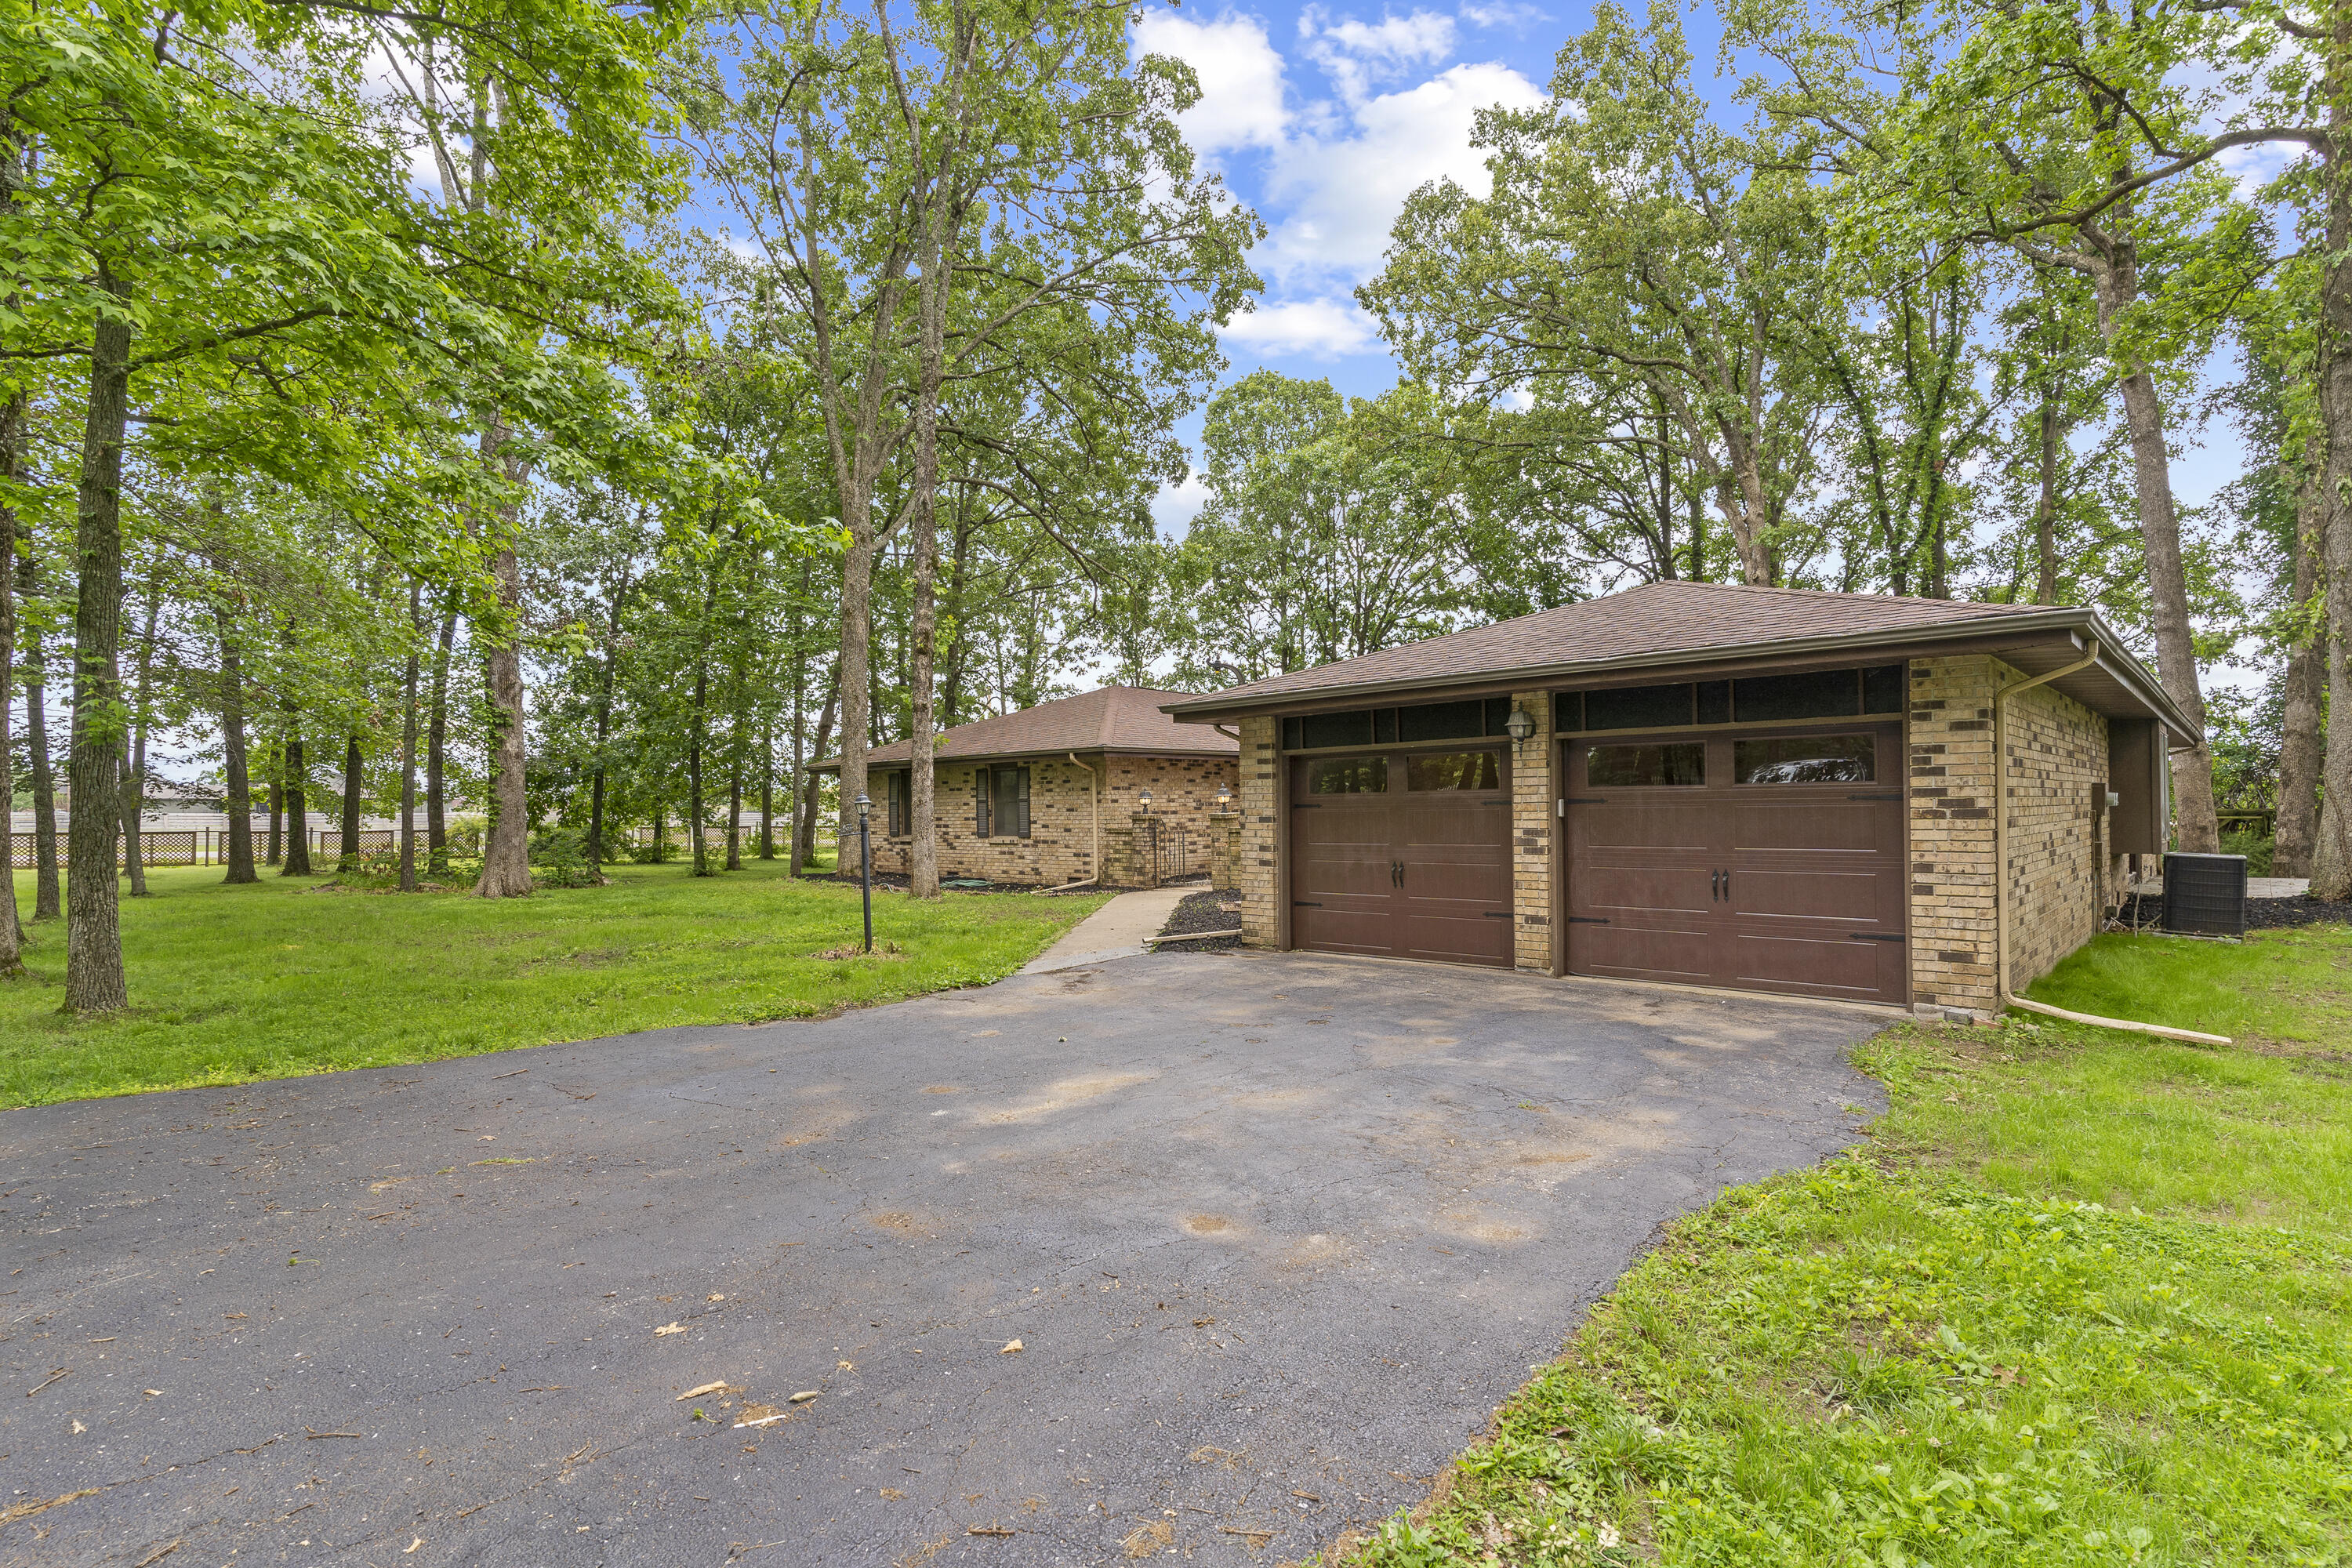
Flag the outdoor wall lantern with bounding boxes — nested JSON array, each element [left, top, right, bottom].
[[1216, 782, 1232, 809], [1138, 788, 1154, 814], [1504, 706, 1537, 745]]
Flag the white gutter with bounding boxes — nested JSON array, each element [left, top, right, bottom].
[[1992, 639, 2230, 1046]]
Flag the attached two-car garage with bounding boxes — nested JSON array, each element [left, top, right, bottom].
[[1181, 581, 2197, 1022]]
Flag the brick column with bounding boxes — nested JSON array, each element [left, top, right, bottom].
[[1131, 813, 1160, 889], [1207, 811, 1241, 892], [1509, 689, 1554, 971], [1907, 656, 2000, 1018], [1236, 716, 1279, 948]]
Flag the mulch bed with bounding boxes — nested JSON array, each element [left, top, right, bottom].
[[2115, 894, 2352, 935], [1156, 887, 1242, 953]]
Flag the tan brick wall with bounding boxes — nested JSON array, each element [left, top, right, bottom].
[[2004, 674, 2112, 994], [866, 751, 1235, 887], [1509, 690, 1554, 971], [1208, 812, 1242, 892], [1236, 716, 1280, 948], [1907, 655, 2113, 1017]]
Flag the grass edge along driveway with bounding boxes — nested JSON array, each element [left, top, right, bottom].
[[0, 861, 1110, 1109], [1339, 924, 2352, 1568]]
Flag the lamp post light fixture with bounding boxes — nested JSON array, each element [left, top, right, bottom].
[[1138, 788, 1153, 815], [853, 792, 874, 953], [1504, 706, 1537, 747], [1215, 781, 1232, 810]]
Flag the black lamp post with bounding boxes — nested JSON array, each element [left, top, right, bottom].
[[853, 793, 873, 953]]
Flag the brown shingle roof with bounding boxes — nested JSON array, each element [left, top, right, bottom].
[[815, 686, 1237, 771], [1163, 582, 2076, 712]]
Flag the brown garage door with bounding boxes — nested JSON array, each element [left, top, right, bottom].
[[1290, 747, 1514, 967], [1563, 723, 1907, 1003]]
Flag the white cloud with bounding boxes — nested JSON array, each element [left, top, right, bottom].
[[1151, 474, 1211, 534], [1301, 7, 1457, 103], [1264, 60, 1544, 281], [1221, 298, 1381, 356], [1133, 12, 1290, 153]]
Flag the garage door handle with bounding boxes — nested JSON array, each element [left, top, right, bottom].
[[1566, 916, 1609, 924], [1847, 932, 1906, 942], [1711, 869, 1721, 900], [1293, 900, 1323, 908], [1482, 911, 1513, 919], [1562, 797, 1605, 805]]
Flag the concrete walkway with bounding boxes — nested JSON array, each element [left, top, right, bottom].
[[1020, 885, 1191, 973]]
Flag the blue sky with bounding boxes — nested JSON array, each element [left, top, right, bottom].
[[1130, 0, 1572, 528]]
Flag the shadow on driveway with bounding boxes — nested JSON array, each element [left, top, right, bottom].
[[2, 951, 1887, 1566]]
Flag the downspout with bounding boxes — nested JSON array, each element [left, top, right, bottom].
[[1069, 752, 1102, 888], [1212, 724, 1239, 742], [1992, 641, 2230, 1045]]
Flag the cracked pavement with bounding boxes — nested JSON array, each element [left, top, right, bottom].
[[1, 949, 1886, 1566]]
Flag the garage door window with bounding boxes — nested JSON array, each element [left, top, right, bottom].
[[1586, 742, 1704, 787], [1307, 755, 1388, 793], [1406, 751, 1501, 791], [1734, 733, 1875, 784]]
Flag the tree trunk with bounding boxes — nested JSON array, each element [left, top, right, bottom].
[[797, 666, 840, 872], [426, 598, 455, 878], [398, 582, 421, 893], [119, 575, 160, 898], [474, 533, 532, 898], [339, 735, 364, 873], [63, 278, 133, 1013], [688, 657, 710, 877], [281, 732, 312, 877], [0, 387, 23, 972], [267, 778, 281, 866], [216, 610, 257, 884], [24, 590, 60, 920], [2310, 85, 2352, 900], [2276, 447, 2327, 879], [758, 713, 776, 860], [118, 748, 143, 898], [2088, 251, 2220, 853], [727, 740, 744, 872], [836, 529, 879, 880], [587, 570, 627, 873], [2034, 373, 2061, 605]]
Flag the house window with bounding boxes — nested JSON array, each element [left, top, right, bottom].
[[977, 765, 1030, 837], [1586, 742, 1705, 787], [1734, 734, 1875, 785], [887, 771, 910, 837]]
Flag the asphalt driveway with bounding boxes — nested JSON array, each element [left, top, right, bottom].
[[2, 951, 1886, 1566]]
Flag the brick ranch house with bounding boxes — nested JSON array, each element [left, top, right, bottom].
[[1163, 582, 2196, 1022], [814, 686, 1239, 888]]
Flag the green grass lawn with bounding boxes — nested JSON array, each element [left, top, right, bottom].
[[1347, 924, 2352, 1567], [0, 860, 1107, 1109]]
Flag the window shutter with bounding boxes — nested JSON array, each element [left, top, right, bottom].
[[1014, 767, 1032, 838], [975, 770, 991, 838]]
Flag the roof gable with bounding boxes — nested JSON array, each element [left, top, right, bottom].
[[821, 685, 1237, 771]]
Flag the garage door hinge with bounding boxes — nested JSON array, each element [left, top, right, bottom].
[[1566, 916, 1610, 924], [1846, 932, 1906, 941]]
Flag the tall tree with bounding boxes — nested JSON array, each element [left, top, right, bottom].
[[1366, 3, 1826, 589]]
